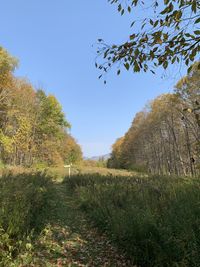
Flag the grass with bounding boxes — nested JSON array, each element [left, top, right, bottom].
[[28, 183, 131, 266], [0, 172, 55, 266], [74, 165, 137, 177], [2, 166, 200, 266], [0, 169, 132, 267], [65, 173, 200, 267]]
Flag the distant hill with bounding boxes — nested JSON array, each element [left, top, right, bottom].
[[86, 154, 111, 161]]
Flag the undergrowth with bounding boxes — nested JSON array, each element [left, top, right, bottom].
[[0, 172, 55, 266], [65, 174, 200, 267]]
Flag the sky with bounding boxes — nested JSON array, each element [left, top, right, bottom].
[[0, 1, 185, 157]]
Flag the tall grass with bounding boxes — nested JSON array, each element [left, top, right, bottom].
[[65, 174, 200, 267], [0, 172, 55, 266]]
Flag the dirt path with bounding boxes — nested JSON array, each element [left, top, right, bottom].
[[30, 183, 133, 267]]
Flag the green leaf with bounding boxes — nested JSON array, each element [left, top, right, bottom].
[[164, 0, 170, 4], [171, 57, 176, 64], [187, 65, 193, 74], [130, 21, 135, 27], [195, 17, 200, 24], [133, 61, 140, 72], [134, 48, 139, 57], [154, 20, 159, 27], [124, 63, 130, 70], [192, 1, 197, 13], [161, 6, 169, 14], [163, 61, 168, 69], [194, 30, 200, 35], [118, 4, 122, 12], [130, 34, 136, 40]]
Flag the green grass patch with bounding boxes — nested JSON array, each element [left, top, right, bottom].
[[65, 173, 200, 267], [0, 172, 55, 266]]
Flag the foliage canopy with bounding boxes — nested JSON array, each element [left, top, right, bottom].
[[0, 47, 82, 167], [96, 0, 200, 77]]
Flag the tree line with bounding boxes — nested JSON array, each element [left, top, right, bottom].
[[108, 63, 200, 176], [0, 47, 82, 167]]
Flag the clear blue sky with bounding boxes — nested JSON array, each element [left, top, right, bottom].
[[0, 1, 184, 157]]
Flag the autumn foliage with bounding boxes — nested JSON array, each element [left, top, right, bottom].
[[0, 47, 82, 167], [108, 63, 200, 176]]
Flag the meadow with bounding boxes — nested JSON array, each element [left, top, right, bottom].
[[65, 171, 200, 267], [1, 167, 200, 266]]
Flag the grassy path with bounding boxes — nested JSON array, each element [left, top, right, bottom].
[[29, 182, 133, 267]]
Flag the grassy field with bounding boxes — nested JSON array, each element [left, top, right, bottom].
[[0, 165, 137, 182], [65, 171, 200, 267], [1, 166, 200, 266], [0, 167, 133, 267]]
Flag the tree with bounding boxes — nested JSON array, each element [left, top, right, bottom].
[[110, 91, 200, 176], [59, 134, 82, 164], [107, 137, 125, 168], [0, 47, 82, 167], [33, 90, 71, 166], [175, 62, 200, 127], [96, 0, 200, 78], [0, 47, 18, 129]]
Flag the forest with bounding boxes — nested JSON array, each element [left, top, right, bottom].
[[108, 63, 200, 176], [0, 45, 200, 267], [0, 47, 82, 168], [1, 0, 200, 266]]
